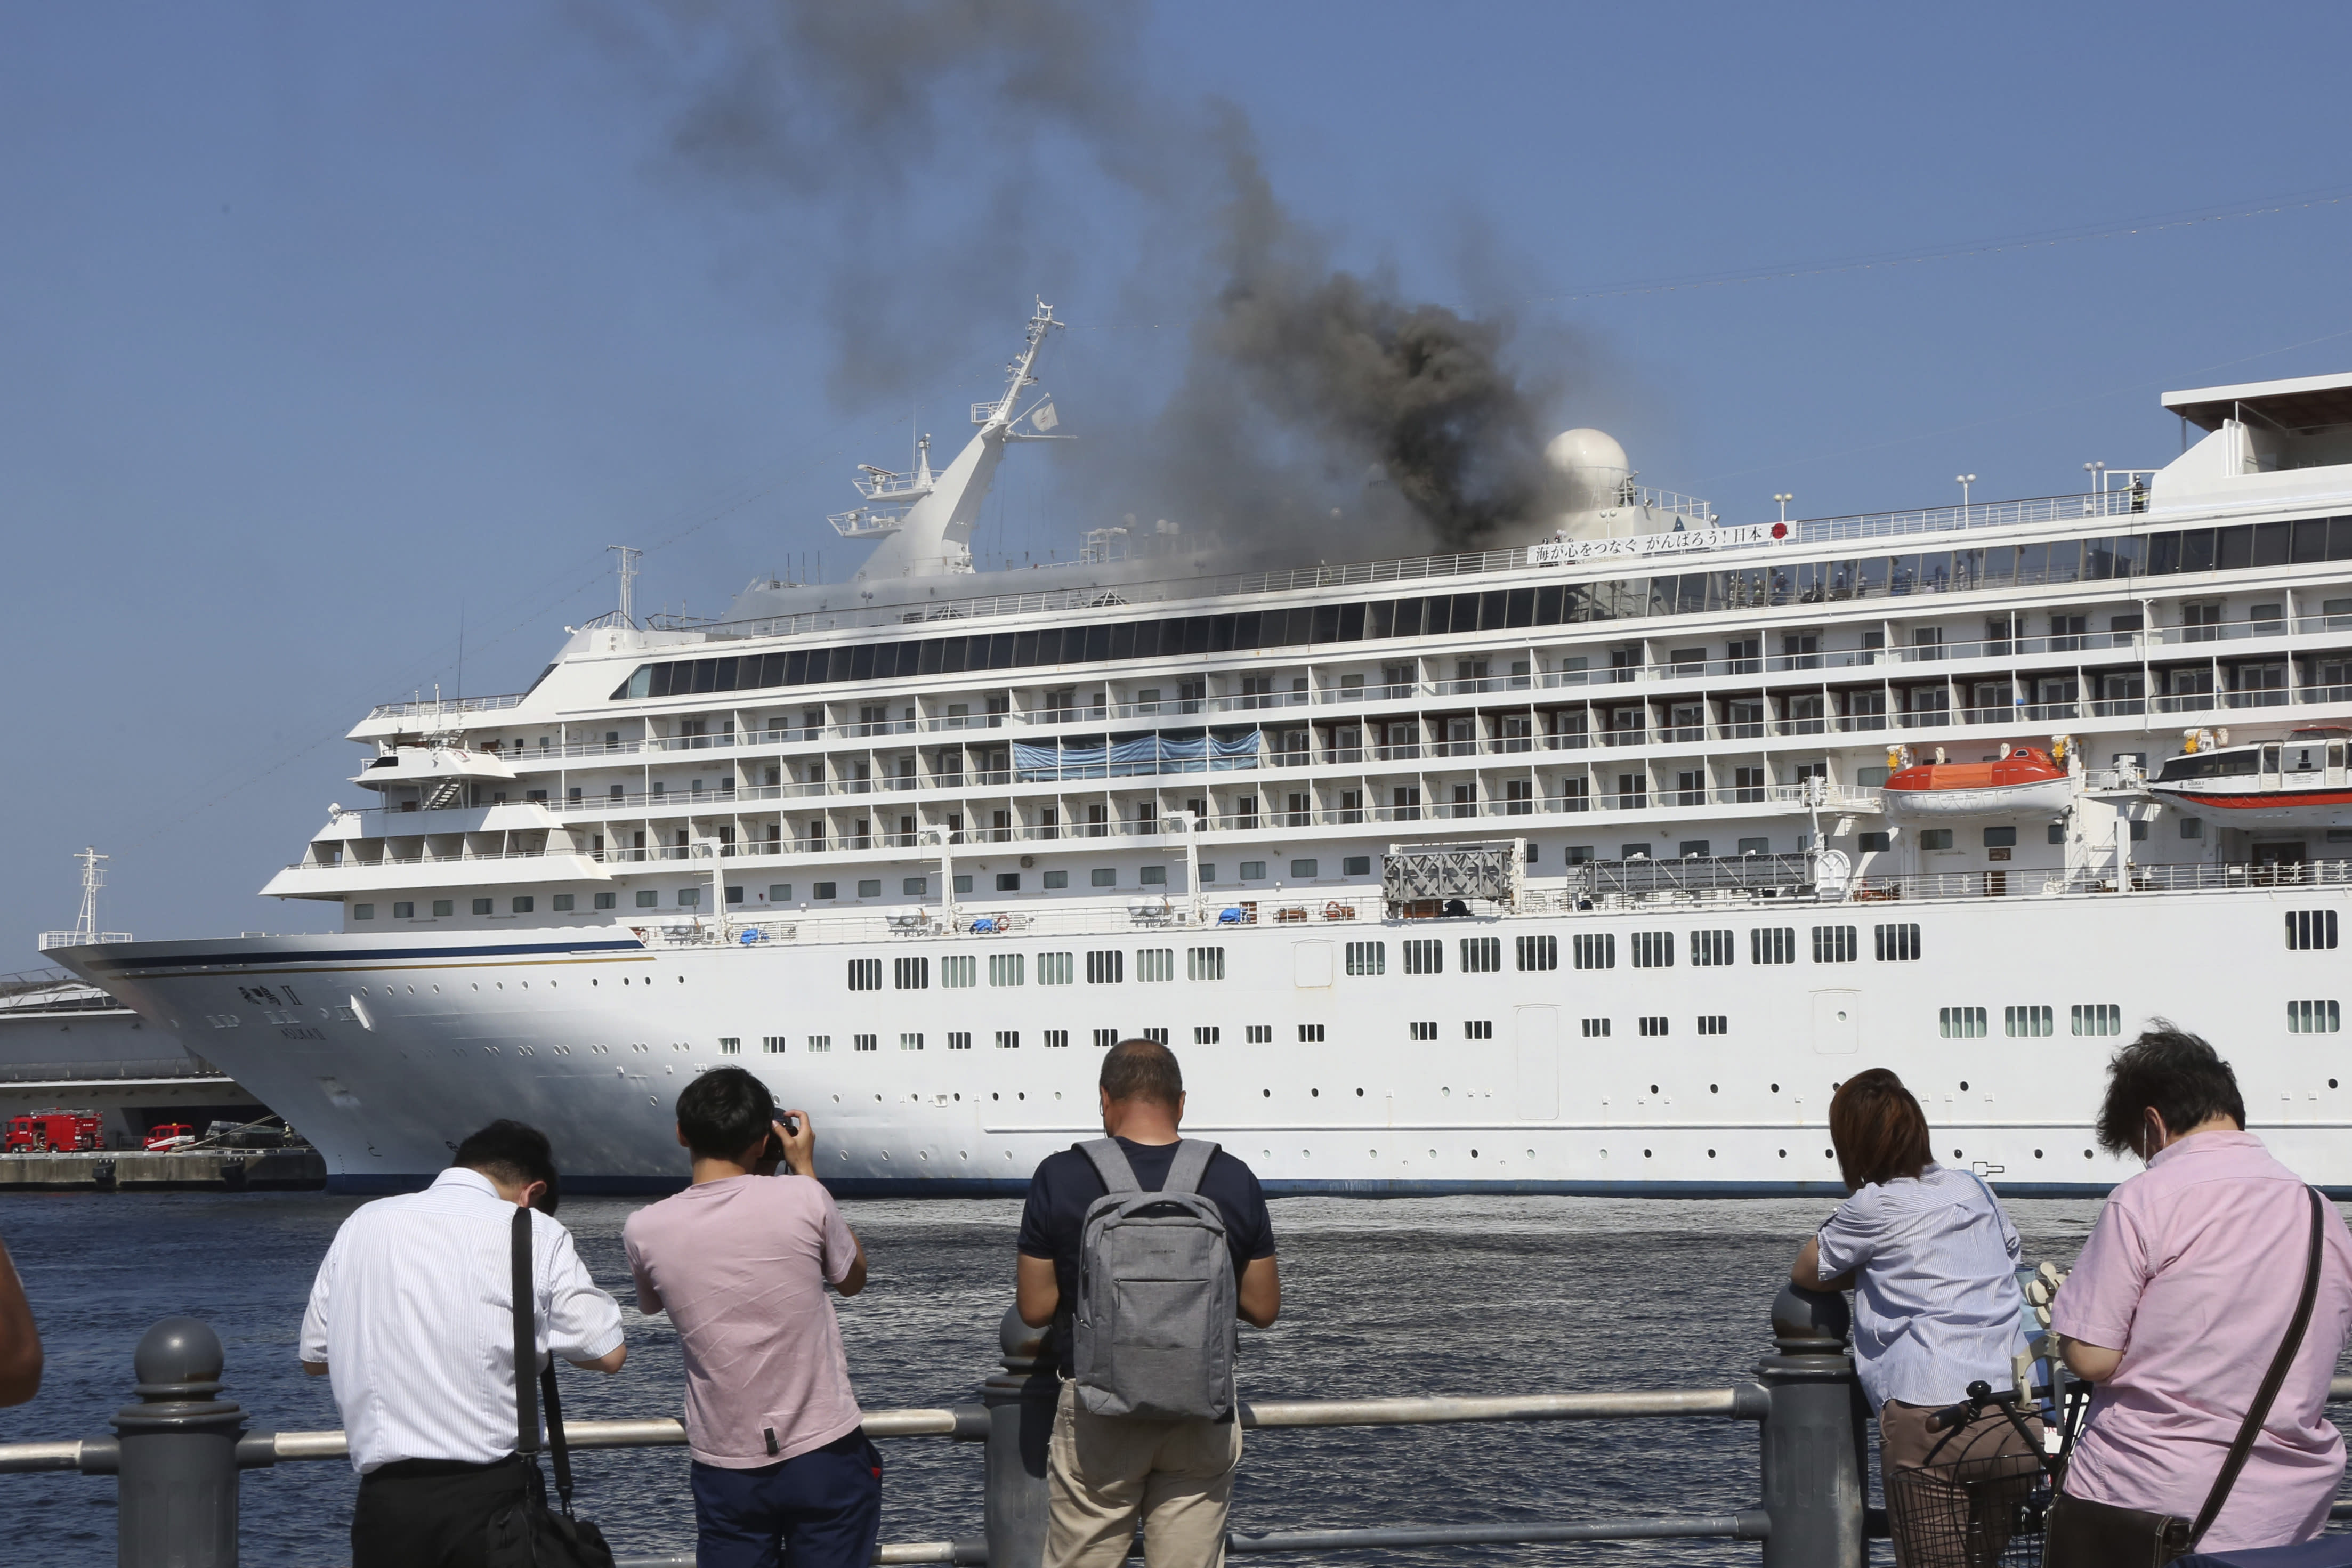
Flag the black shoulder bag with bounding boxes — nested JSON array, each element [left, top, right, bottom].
[[2044, 1186, 2326, 1567], [488, 1206, 617, 1568]]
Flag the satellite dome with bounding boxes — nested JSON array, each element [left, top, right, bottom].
[[1546, 427, 1629, 478], [1546, 428, 1632, 520]]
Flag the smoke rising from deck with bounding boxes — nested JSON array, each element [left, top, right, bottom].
[[611, 0, 1568, 562]]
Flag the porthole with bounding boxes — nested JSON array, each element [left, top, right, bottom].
[[1959, 1080, 1969, 1091], [2034, 1150, 2044, 1159], [1649, 1084, 1659, 1094], [1770, 1082, 1779, 1093], [1355, 1088, 1364, 1097], [1825, 1149, 1833, 1158], [1707, 1149, 1716, 1158], [1777, 1149, 1787, 1158], [1263, 1089, 1271, 1097], [2333, 1079, 2341, 1089], [1643, 1149, 1652, 1158], [2084, 1150, 2094, 1159], [1709, 1085, 1718, 1094], [1311, 1088, 1320, 1097]]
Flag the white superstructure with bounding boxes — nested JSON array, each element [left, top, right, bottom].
[[54, 327, 2352, 1195]]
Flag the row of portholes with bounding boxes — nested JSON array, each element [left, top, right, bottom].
[[1259, 1088, 1370, 1098]]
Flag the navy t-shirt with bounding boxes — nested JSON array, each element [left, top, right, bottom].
[[1016, 1137, 1276, 1377]]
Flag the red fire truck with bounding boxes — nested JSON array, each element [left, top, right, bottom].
[[5, 1110, 104, 1153]]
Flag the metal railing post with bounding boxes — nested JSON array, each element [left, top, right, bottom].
[[1756, 1284, 1865, 1568], [982, 1306, 1058, 1568], [112, 1317, 246, 1568]]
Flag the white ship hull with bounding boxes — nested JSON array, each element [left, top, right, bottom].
[[58, 879, 2352, 1197]]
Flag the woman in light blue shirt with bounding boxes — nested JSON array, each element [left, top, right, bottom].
[[1790, 1068, 2033, 1567]]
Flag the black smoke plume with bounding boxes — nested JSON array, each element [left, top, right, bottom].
[[604, 0, 1568, 561]]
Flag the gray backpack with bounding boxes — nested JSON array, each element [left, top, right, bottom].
[[1070, 1139, 1238, 1421]]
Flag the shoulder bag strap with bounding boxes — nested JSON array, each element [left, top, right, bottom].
[[1162, 1139, 1217, 1196], [540, 1361, 577, 1517], [2186, 1185, 2326, 1545], [1079, 1138, 1143, 1194], [511, 1207, 538, 1460]]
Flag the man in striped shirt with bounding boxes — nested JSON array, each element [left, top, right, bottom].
[[300, 1120, 627, 1568]]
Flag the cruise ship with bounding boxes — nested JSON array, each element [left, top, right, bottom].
[[53, 309, 2352, 1194]]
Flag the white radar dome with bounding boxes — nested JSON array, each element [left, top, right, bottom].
[[1546, 427, 1632, 521]]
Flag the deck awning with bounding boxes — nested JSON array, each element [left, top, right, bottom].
[[2163, 370, 2352, 433]]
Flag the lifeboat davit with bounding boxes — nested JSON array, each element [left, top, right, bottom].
[[1880, 746, 2074, 820]]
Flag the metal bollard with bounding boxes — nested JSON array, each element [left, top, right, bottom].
[[981, 1305, 1059, 1568], [114, 1317, 247, 1568], [1756, 1284, 1866, 1568]]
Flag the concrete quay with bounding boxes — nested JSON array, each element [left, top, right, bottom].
[[0, 1148, 326, 1192]]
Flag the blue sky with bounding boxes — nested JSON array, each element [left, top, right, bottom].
[[6, 1, 2351, 958]]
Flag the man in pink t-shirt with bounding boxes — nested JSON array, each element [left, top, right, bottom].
[[624, 1068, 875, 1568], [2052, 1028, 2352, 1552]]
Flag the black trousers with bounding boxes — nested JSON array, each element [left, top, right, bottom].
[[352, 1455, 541, 1568]]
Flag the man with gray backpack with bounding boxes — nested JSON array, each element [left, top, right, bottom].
[[1016, 1039, 1280, 1568]]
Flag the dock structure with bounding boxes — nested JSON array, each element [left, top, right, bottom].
[[0, 1147, 325, 1192]]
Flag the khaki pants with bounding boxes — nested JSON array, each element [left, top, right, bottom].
[[1880, 1398, 2044, 1568], [1045, 1381, 1242, 1568]]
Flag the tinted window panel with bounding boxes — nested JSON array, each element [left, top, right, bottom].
[[2217, 525, 2252, 571]]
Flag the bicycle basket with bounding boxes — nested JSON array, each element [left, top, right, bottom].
[[1887, 1427, 2053, 1568]]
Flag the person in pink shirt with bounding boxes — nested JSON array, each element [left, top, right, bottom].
[[2051, 1027, 2352, 1553], [624, 1068, 875, 1568]]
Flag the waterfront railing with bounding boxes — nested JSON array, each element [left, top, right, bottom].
[[1, 1288, 1924, 1568]]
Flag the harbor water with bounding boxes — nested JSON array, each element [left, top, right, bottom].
[[0, 1191, 2311, 1565]]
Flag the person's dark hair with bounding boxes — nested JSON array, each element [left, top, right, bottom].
[[453, 1119, 560, 1214], [2095, 1023, 2245, 1157], [1827, 1069, 1933, 1193], [676, 1066, 777, 1161], [1101, 1038, 1183, 1108]]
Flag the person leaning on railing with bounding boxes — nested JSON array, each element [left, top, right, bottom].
[[2046, 1028, 2352, 1555], [1789, 1068, 2034, 1568]]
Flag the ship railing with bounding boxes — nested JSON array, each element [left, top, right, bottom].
[[363, 693, 526, 721], [32, 932, 133, 952], [648, 489, 2130, 649]]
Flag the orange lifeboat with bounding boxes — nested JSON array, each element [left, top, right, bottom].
[[1881, 746, 2073, 820]]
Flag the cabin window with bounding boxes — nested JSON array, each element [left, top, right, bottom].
[[2288, 911, 2339, 950], [1087, 950, 1124, 984], [393, 902, 415, 919], [1638, 1016, 1669, 1037], [1039, 952, 1075, 985], [847, 958, 882, 992], [942, 956, 976, 988], [996, 1031, 1020, 1049], [1516, 935, 1557, 972], [1573, 933, 1616, 970], [1410, 1021, 1438, 1040], [434, 900, 455, 917], [1298, 1024, 1325, 1042], [1094, 1029, 1120, 1048], [1940, 1006, 1987, 1038], [1464, 1020, 1493, 1039], [353, 904, 375, 920], [1044, 1029, 1069, 1048], [904, 877, 928, 895], [1042, 870, 1068, 889], [1345, 942, 1384, 976], [853, 1034, 877, 1052], [763, 1036, 787, 1054], [1874, 924, 1922, 961], [990, 954, 1024, 987], [2072, 1004, 2121, 1036], [2004, 1005, 2054, 1038], [946, 1032, 972, 1050], [900, 1033, 924, 1052], [1812, 925, 1858, 963], [806, 1035, 831, 1053], [1246, 1025, 1272, 1044], [1859, 832, 1891, 852], [594, 892, 616, 910], [1460, 937, 1501, 973], [895, 957, 929, 990], [2289, 1000, 2341, 1033], [1752, 927, 1797, 965], [1631, 932, 1675, 968], [1690, 930, 1734, 966], [1581, 1018, 1611, 1037], [1189, 947, 1227, 980], [1403, 939, 1443, 974], [1982, 826, 2017, 848], [1696, 1015, 1729, 1036], [1138, 949, 1176, 982], [473, 898, 494, 915], [1919, 829, 1955, 851]]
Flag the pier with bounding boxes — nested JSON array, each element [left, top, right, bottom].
[[0, 1147, 326, 1192]]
